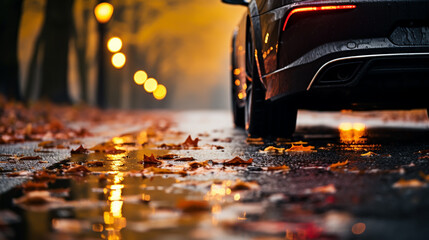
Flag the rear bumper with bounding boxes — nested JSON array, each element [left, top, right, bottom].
[[260, 0, 429, 109]]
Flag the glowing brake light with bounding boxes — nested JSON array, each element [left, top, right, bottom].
[[282, 5, 356, 31]]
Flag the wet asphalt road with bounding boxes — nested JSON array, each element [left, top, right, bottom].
[[0, 110, 429, 240]]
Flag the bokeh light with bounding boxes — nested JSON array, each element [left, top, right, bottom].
[[153, 84, 167, 100], [351, 222, 366, 235], [111, 53, 126, 69], [107, 37, 122, 52], [144, 78, 158, 93], [94, 2, 114, 24], [133, 70, 148, 85]]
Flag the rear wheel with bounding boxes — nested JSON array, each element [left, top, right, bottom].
[[245, 40, 297, 138]]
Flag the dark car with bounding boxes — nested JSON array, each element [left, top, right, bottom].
[[223, 0, 429, 137]]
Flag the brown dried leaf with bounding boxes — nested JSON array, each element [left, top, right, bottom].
[[38, 141, 55, 148], [187, 161, 210, 170], [71, 145, 89, 154], [230, 180, 259, 191], [33, 170, 57, 181], [65, 165, 91, 174], [182, 135, 199, 148], [142, 154, 162, 165], [221, 156, 253, 166]]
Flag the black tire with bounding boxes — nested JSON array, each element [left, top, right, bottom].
[[245, 59, 269, 137], [270, 100, 297, 138]]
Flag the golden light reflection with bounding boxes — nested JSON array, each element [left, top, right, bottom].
[[111, 52, 126, 69], [234, 193, 240, 201], [144, 78, 158, 93], [234, 79, 240, 86], [233, 68, 241, 75], [112, 137, 124, 145], [238, 92, 244, 99], [264, 33, 270, 43], [153, 84, 167, 100], [133, 70, 148, 85], [94, 2, 114, 24], [107, 37, 122, 53], [103, 172, 126, 240], [339, 122, 366, 144], [351, 222, 366, 235]]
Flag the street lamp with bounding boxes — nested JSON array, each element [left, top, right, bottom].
[[94, 1, 114, 108]]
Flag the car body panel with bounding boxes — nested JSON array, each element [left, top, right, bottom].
[[231, 0, 429, 110]]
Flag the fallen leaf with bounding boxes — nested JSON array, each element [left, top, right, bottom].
[[187, 161, 210, 170], [182, 135, 199, 148], [285, 144, 316, 152], [393, 179, 426, 188], [7, 171, 32, 177], [219, 156, 253, 166], [329, 160, 349, 169], [361, 151, 379, 157], [65, 165, 91, 173], [261, 146, 285, 154], [173, 157, 195, 161], [142, 154, 162, 165], [71, 145, 89, 154]]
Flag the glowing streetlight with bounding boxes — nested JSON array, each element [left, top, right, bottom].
[[144, 78, 158, 93], [111, 53, 126, 69], [153, 84, 167, 100], [94, 2, 114, 24], [133, 70, 148, 85], [107, 37, 122, 52]]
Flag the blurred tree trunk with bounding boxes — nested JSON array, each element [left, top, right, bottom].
[[26, 0, 74, 103], [0, 0, 23, 100]]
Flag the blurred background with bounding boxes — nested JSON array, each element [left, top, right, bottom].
[[0, 0, 245, 109]]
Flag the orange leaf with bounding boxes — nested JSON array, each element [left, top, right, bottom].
[[329, 160, 349, 169], [285, 144, 316, 152], [393, 179, 426, 188], [361, 151, 379, 157], [265, 165, 290, 171]]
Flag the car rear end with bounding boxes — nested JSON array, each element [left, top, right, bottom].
[[261, 0, 429, 110]]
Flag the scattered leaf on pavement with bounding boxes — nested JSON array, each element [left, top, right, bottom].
[[285, 144, 316, 152], [361, 151, 379, 157], [71, 145, 89, 154], [329, 160, 349, 169], [65, 165, 91, 174], [393, 179, 426, 188]]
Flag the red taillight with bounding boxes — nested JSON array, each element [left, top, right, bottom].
[[282, 5, 356, 31]]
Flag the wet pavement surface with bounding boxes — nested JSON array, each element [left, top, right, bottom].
[[1, 110, 429, 240]]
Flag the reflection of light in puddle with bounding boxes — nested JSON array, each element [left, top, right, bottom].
[[339, 122, 366, 144], [103, 172, 126, 239]]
